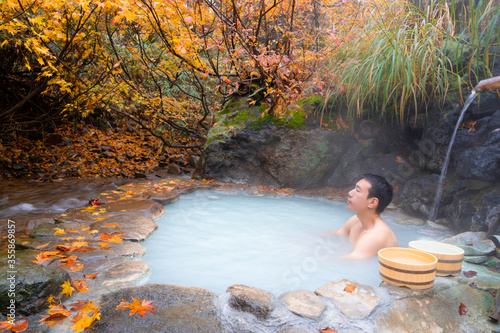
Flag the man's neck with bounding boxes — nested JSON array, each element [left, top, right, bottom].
[[356, 211, 379, 230]]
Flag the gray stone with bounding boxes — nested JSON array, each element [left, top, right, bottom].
[[74, 242, 147, 262], [464, 255, 489, 264], [441, 232, 496, 256], [374, 277, 495, 333], [90, 213, 158, 242], [167, 164, 182, 174], [29, 222, 95, 240], [93, 284, 226, 333], [315, 279, 380, 319], [101, 198, 166, 219], [280, 290, 325, 319], [102, 261, 150, 288], [0, 250, 71, 316], [278, 328, 316, 333], [226, 284, 275, 319]]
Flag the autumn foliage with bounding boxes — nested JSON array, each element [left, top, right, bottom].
[[0, 0, 381, 146]]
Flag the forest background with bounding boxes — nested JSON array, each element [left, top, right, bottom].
[[0, 0, 499, 180]]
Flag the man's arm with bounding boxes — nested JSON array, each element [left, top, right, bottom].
[[333, 215, 357, 236]]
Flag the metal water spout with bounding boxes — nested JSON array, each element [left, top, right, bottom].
[[473, 75, 500, 93]]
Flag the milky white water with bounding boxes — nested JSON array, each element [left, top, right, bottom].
[[139, 190, 451, 295]]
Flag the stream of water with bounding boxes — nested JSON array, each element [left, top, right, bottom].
[[428, 91, 477, 221]]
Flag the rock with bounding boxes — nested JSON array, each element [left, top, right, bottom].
[[315, 279, 380, 319], [484, 257, 500, 269], [398, 174, 440, 218], [90, 213, 158, 242], [188, 155, 200, 168], [441, 232, 496, 256], [203, 120, 352, 188], [226, 284, 275, 319], [167, 164, 182, 174], [464, 256, 489, 264], [278, 328, 316, 333], [101, 261, 150, 288], [0, 250, 71, 316], [92, 284, 226, 333], [45, 133, 64, 146], [100, 199, 166, 219], [72, 242, 147, 262], [29, 222, 95, 240], [374, 278, 495, 332], [280, 290, 325, 319]]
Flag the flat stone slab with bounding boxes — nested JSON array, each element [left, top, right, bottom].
[[280, 290, 326, 319], [100, 198, 166, 219], [102, 260, 150, 288], [442, 232, 496, 256], [374, 278, 496, 332], [90, 213, 158, 242], [29, 222, 96, 241], [226, 284, 275, 319], [315, 279, 380, 319], [279, 328, 316, 333], [53, 205, 112, 224], [73, 242, 147, 262], [93, 284, 226, 333]]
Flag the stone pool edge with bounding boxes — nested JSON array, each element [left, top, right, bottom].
[[15, 177, 500, 332]]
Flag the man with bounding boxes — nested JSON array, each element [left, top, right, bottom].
[[334, 174, 398, 259]]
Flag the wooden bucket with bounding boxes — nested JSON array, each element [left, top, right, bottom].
[[409, 240, 464, 277], [378, 248, 437, 290]]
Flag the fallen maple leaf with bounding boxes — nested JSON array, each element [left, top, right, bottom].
[[60, 280, 75, 297], [459, 303, 468, 316], [99, 232, 123, 243], [319, 328, 338, 333], [70, 261, 84, 272], [10, 318, 28, 332], [463, 270, 477, 278], [115, 298, 157, 317], [0, 321, 13, 332], [60, 256, 77, 267], [84, 273, 98, 279], [343, 284, 356, 293], [53, 228, 66, 235], [104, 223, 120, 228], [35, 242, 51, 249], [73, 279, 89, 293]]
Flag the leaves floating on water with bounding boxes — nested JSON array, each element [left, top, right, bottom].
[[459, 303, 468, 316], [463, 270, 477, 278]]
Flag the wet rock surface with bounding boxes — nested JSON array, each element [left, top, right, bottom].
[[227, 284, 275, 319]]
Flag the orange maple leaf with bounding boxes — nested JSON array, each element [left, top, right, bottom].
[[60, 255, 78, 267], [70, 261, 84, 272], [319, 328, 338, 333], [53, 228, 66, 235], [73, 279, 89, 293], [84, 272, 98, 279], [343, 284, 356, 293], [104, 222, 120, 228], [115, 298, 157, 317], [0, 321, 13, 332], [10, 318, 28, 332], [99, 232, 123, 243]]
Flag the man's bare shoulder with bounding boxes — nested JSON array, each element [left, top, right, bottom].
[[334, 215, 359, 235]]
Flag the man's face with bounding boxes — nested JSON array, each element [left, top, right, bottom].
[[347, 179, 372, 212]]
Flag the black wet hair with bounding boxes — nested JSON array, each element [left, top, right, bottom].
[[362, 173, 393, 214]]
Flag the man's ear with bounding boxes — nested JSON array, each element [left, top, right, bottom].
[[368, 197, 379, 209]]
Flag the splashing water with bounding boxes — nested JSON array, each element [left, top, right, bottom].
[[139, 190, 451, 295], [428, 91, 477, 221]]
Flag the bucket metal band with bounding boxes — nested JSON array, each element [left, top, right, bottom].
[[438, 258, 463, 264], [437, 269, 462, 275], [379, 273, 434, 286], [379, 261, 436, 274]]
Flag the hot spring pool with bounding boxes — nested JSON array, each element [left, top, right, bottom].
[[138, 189, 450, 295]]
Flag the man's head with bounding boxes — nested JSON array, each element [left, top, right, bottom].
[[361, 173, 393, 214]]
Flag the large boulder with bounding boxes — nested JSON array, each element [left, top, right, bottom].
[[203, 123, 352, 188], [0, 250, 71, 316], [92, 284, 227, 333]]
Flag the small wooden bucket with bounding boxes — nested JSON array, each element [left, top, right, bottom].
[[409, 240, 464, 276], [378, 248, 437, 290]]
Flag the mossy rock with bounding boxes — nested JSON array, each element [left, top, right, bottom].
[[0, 250, 71, 316]]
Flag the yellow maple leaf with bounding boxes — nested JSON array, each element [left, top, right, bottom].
[[104, 223, 120, 228], [53, 228, 66, 235], [60, 280, 74, 297]]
